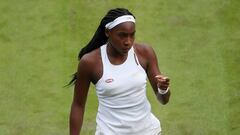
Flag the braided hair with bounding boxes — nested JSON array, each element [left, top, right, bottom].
[[68, 8, 135, 85]]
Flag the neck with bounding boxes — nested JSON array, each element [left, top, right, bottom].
[[107, 42, 128, 57], [107, 43, 128, 65]]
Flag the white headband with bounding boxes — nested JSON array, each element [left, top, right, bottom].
[[105, 15, 135, 29]]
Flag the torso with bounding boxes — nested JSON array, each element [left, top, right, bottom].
[[94, 44, 161, 134], [85, 43, 149, 84]]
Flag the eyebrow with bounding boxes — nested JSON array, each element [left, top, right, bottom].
[[118, 31, 136, 35]]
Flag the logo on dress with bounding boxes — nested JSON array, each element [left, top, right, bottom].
[[105, 78, 114, 83]]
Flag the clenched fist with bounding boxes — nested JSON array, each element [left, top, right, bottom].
[[155, 75, 170, 91]]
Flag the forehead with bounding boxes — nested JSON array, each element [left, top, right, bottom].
[[110, 22, 135, 33]]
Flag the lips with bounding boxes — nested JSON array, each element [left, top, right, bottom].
[[122, 48, 130, 52]]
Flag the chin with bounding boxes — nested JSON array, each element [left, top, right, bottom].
[[122, 49, 130, 54]]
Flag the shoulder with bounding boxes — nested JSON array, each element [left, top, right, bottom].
[[134, 43, 156, 58], [80, 49, 101, 64], [76, 48, 103, 83], [77, 48, 101, 73], [133, 43, 157, 70]]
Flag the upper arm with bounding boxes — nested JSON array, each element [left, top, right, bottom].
[[145, 46, 161, 93], [72, 56, 92, 108], [136, 44, 170, 104]]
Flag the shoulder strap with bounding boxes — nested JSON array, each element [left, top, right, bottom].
[[132, 46, 140, 65]]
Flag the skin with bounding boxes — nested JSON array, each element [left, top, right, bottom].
[[69, 22, 171, 135]]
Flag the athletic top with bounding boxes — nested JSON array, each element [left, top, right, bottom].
[[95, 44, 161, 135]]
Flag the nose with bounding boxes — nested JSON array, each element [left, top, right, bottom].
[[124, 36, 133, 46]]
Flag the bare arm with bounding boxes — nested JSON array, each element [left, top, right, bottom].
[[145, 46, 171, 105], [69, 57, 91, 135]]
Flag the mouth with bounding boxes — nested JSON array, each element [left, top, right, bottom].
[[123, 47, 131, 51], [122, 48, 130, 53]]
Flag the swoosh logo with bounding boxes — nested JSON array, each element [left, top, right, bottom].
[[105, 78, 114, 83]]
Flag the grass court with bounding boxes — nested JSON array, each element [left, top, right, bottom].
[[0, 0, 239, 134]]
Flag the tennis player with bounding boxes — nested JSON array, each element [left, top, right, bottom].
[[69, 8, 171, 135]]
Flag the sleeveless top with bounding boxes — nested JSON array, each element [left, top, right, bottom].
[[95, 44, 161, 135]]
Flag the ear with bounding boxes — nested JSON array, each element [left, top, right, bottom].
[[105, 28, 110, 38]]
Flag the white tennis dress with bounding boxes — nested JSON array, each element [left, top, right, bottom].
[[95, 44, 161, 135]]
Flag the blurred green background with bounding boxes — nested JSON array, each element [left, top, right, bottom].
[[0, 0, 239, 135]]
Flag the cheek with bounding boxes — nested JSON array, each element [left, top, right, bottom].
[[110, 36, 122, 44]]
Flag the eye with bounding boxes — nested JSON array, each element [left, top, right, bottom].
[[118, 33, 127, 38], [130, 32, 135, 37]]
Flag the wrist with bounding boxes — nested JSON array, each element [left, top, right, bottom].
[[158, 87, 169, 95]]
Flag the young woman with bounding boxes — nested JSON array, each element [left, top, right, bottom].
[[69, 8, 171, 135]]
